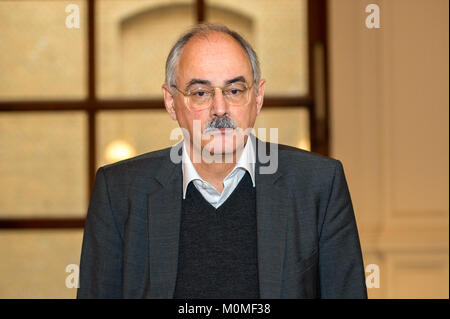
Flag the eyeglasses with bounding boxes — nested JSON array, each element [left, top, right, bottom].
[[172, 81, 253, 111]]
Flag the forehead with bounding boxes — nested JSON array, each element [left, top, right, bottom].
[[177, 32, 253, 85]]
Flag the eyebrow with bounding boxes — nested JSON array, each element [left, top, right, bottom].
[[185, 79, 211, 89], [185, 76, 247, 89], [225, 76, 247, 85]]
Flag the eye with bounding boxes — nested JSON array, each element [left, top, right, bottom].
[[191, 89, 211, 99], [225, 82, 247, 96], [226, 88, 243, 96]]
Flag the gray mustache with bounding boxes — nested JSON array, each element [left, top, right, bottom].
[[204, 117, 237, 133]]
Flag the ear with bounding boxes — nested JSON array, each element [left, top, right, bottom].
[[255, 79, 266, 115], [162, 84, 177, 121]]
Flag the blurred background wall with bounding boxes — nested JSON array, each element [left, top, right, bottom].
[[0, 0, 448, 298], [329, 0, 449, 298]]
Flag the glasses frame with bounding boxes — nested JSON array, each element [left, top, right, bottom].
[[171, 82, 254, 111]]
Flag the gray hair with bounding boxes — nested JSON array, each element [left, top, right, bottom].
[[165, 23, 261, 94]]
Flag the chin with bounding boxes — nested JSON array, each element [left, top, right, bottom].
[[205, 140, 234, 154], [203, 134, 242, 156]]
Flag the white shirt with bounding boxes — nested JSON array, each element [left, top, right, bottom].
[[182, 137, 256, 208]]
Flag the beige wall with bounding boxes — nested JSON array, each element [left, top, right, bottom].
[[0, 0, 87, 100], [329, 0, 449, 298]]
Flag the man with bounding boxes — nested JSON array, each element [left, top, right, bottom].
[[78, 24, 367, 299]]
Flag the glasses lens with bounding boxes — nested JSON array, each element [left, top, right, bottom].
[[223, 82, 249, 106], [188, 85, 213, 110], [185, 82, 251, 110]]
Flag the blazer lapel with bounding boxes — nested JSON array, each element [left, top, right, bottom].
[[146, 149, 183, 298], [254, 137, 288, 298]]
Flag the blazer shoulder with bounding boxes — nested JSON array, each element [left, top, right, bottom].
[[96, 146, 177, 187], [100, 146, 172, 172], [276, 143, 341, 169]]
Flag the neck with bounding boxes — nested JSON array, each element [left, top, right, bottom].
[[193, 161, 235, 193]]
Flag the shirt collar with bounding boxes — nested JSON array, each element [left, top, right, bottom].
[[181, 137, 256, 199]]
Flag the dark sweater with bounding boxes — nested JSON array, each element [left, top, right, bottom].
[[173, 171, 260, 299]]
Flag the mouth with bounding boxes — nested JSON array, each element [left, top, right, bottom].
[[205, 127, 236, 135]]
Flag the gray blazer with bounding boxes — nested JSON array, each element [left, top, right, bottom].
[[77, 138, 367, 299]]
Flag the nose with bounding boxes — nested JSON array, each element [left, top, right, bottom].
[[211, 88, 228, 117]]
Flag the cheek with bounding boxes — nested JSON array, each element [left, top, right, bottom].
[[175, 106, 202, 124], [191, 110, 203, 121], [232, 109, 253, 129], [178, 109, 209, 140]]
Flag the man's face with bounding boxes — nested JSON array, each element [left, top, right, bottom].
[[163, 32, 265, 158]]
